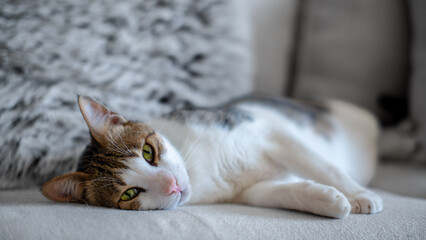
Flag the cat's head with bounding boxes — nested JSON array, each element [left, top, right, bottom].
[[42, 96, 191, 210]]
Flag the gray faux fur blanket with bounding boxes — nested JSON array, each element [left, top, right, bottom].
[[0, 0, 252, 189]]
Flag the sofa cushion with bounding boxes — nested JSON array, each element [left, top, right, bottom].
[[0, 0, 252, 189], [292, 0, 409, 122], [248, 0, 299, 96], [0, 189, 425, 239], [409, 0, 426, 163], [371, 162, 426, 199]]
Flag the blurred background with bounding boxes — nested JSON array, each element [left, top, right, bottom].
[[250, 0, 425, 199], [0, 0, 425, 198]]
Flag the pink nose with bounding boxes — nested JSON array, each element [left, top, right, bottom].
[[166, 176, 181, 195]]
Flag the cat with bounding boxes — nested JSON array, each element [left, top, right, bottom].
[[42, 95, 383, 218]]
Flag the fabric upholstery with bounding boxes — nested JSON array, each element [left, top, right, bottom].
[[248, 0, 298, 96], [0, 189, 425, 240], [371, 162, 426, 199], [292, 0, 409, 121], [409, 0, 426, 163]]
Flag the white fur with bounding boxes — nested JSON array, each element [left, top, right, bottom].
[[120, 136, 191, 210], [137, 100, 383, 218]]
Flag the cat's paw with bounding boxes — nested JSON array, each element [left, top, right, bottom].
[[304, 182, 351, 219], [347, 190, 383, 214]]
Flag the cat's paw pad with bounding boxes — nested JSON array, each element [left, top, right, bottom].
[[348, 190, 383, 214]]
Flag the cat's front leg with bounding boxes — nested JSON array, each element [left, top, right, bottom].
[[235, 180, 351, 219], [265, 137, 383, 215], [290, 158, 383, 215], [291, 158, 383, 215]]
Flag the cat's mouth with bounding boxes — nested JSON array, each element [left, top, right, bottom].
[[160, 183, 190, 210], [178, 187, 190, 205], [168, 183, 190, 209]]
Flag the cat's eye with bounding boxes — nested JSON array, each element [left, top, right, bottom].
[[142, 144, 154, 163], [120, 188, 141, 201]]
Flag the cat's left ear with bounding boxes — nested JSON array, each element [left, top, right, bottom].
[[42, 172, 89, 203], [77, 95, 127, 145]]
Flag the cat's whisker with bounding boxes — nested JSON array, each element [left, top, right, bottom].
[[183, 142, 204, 169], [106, 135, 131, 157], [111, 138, 131, 156], [83, 177, 121, 184], [107, 145, 128, 156], [118, 134, 134, 156], [105, 135, 124, 152], [178, 136, 191, 158], [84, 178, 124, 190], [99, 182, 119, 189], [181, 133, 205, 161], [107, 146, 128, 156], [185, 135, 209, 159], [183, 137, 209, 171], [182, 144, 199, 167]]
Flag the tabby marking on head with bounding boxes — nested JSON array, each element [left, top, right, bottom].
[[42, 96, 190, 210]]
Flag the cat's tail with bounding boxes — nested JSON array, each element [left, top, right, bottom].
[[325, 100, 379, 186]]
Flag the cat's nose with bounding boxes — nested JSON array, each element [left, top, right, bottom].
[[165, 176, 181, 195]]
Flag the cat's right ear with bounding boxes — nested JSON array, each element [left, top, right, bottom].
[[77, 95, 127, 145], [42, 172, 89, 203]]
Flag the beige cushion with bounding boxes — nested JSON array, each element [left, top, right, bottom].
[[0, 189, 425, 239], [292, 0, 409, 117], [248, 0, 298, 96], [409, 0, 426, 162]]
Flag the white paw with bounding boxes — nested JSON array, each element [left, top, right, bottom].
[[305, 183, 351, 219], [348, 190, 383, 214]]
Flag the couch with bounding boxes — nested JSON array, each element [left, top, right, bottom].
[[1, 0, 426, 239]]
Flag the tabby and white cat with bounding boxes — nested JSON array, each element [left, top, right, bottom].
[[42, 95, 383, 218]]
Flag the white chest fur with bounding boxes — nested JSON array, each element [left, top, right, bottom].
[[149, 114, 285, 204]]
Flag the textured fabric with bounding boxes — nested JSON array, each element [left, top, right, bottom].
[[248, 0, 298, 96], [0, 0, 252, 189], [292, 0, 409, 121], [371, 162, 426, 199], [409, 0, 426, 163], [0, 189, 425, 240]]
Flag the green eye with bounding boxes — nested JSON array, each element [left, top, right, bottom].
[[120, 188, 139, 201], [142, 144, 154, 163]]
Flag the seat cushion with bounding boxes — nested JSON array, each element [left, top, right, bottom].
[[371, 162, 426, 199], [0, 189, 425, 239]]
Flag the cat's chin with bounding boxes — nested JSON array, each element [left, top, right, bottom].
[[158, 185, 191, 210], [162, 188, 190, 210], [178, 186, 191, 206]]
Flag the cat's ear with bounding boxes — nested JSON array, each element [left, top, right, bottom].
[[42, 172, 89, 203], [77, 95, 127, 144]]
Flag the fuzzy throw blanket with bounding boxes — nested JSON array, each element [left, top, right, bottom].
[[0, 0, 251, 189]]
